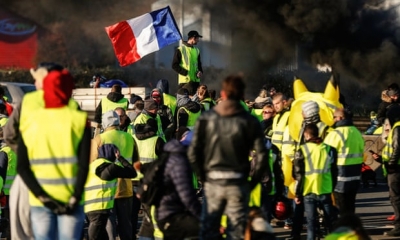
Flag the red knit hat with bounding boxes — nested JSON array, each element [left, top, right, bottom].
[[43, 70, 74, 108]]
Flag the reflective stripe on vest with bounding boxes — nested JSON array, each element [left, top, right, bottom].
[[0, 146, 17, 195], [324, 126, 364, 192], [179, 107, 201, 130], [84, 158, 117, 213], [133, 136, 158, 164], [201, 98, 214, 111], [302, 143, 333, 195], [163, 93, 177, 116], [21, 107, 87, 206], [272, 111, 290, 150], [134, 113, 166, 141], [101, 97, 128, 114], [178, 45, 200, 84]]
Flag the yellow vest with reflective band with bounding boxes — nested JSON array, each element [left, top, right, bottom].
[[100, 130, 134, 163], [302, 142, 333, 195], [178, 107, 201, 130], [268, 149, 277, 196], [272, 111, 290, 151], [101, 97, 128, 114], [20, 90, 79, 133], [200, 98, 214, 111], [251, 108, 264, 122], [133, 135, 158, 164], [84, 158, 117, 213], [134, 113, 166, 142], [0, 117, 7, 127], [21, 107, 87, 206], [163, 93, 177, 116], [382, 121, 400, 164], [178, 45, 200, 84], [325, 229, 359, 240], [0, 146, 17, 195], [323, 126, 364, 191]]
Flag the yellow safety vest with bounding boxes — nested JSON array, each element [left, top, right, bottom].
[[0, 146, 17, 195], [301, 142, 333, 195], [100, 130, 134, 163], [151, 205, 163, 239], [324, 126, 364, 192], [101, 97, 128, 114], [0, 117, 7, 127], [200, 98, 214, 111], [20, 90, 79, 133], [251, 108, 264, 122], [383, 121, 400, 164], [178, 107, 201, 130], [325, 229, 359, 240], [134, 113, 166, 142], [272, 111, 290, 151], [178, 45, 200, 84], [132, 135, 159, 181], [21, 107, 87, 206], [84, 158, 118, 213], [163, 93, 177, 116]]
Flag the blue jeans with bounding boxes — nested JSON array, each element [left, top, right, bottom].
[[200, 181, 250, 240], [30, 205, 85, 240], [303, 194, 335, 240]]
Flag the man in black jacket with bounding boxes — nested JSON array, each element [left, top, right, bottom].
[[188, 75, 269, 240]]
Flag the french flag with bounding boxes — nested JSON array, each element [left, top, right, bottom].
[[105, 6, 181, 67]]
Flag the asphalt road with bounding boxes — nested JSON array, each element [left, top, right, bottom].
[[272, 182, 398, 240]]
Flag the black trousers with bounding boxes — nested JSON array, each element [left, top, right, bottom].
[[111, 197, 133, 240], [87, 210, 110, 240], [388, 172, 400, 229], [157, 212, 200, 240], [333, 191, 357, 216]]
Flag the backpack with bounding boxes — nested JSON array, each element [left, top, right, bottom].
[[137, 152, 170, 207]]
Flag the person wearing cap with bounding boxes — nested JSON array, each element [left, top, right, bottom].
[[376, 83, 399, 125], [323, 108, 364, 218], [90, 110, 138, 240], [4, 62, 75, 240], [251, 88, 272, 121], [281, 100, 331, 239], [176, 88, 201, 131], [17, 69, 91, 240], [151, 88, 175, 141], [172, 30, 203, 95], [94, 84, 129, 124], [133, 98, 166, 142]]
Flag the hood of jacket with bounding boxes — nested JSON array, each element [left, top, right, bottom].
[[151, 88, 164, 105], [107, 92, 125, 102], [213, 100, 246, 117]]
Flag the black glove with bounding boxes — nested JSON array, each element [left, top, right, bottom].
[[38, 195, 68, 215]]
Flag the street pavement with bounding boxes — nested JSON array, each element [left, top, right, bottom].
[[272, 183, 399, 240]]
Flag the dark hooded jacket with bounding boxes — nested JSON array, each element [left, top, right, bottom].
[[151, 88, 175, 140], [94, 91, 128, 123], [156, 139, 201, 221], [176, 92, 201, 130], [187, 99, 269, 187]]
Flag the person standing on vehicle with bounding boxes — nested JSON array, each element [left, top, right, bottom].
[[94, 84, 129, 124], [324, 108, 364, 217], [294, 124, 338, 240], [188, 75, 269, 240], [17, 69, 91, 240], [172, 30, 203, 95]]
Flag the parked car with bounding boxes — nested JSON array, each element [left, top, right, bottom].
[[89, 79, 128, 88], [0, 82, 36, 107]]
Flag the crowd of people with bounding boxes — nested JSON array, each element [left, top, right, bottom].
[[0, 30, 399, 240]]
